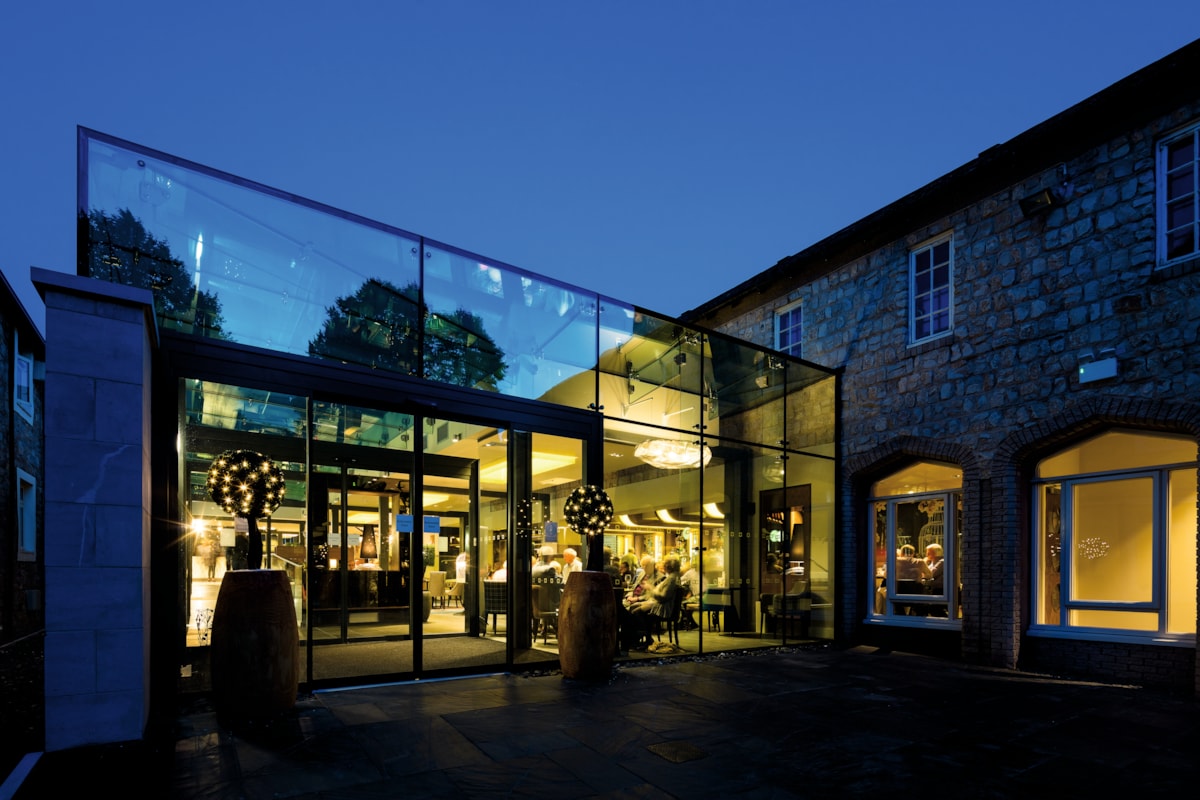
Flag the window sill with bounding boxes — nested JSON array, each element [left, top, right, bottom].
[[863, 615, 961, 631], [1026, 624, 1194, 648], [1149, 253, 1200, 283], [905, 332, 953, 356]]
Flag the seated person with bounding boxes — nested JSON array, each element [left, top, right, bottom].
[[875, 545, 931, 613], [625, 555, 682, 651], [532, 546, 559, 579], [898, 544, 932, 582], [925, 543, 945, 593], [678, 559, 702, 630]]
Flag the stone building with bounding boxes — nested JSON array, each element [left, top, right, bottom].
[[0, 270, 45, 643], [686, 38, 1200, 692]]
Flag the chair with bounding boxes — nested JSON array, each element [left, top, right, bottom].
[[759, 593, 773, 634], [771, 591, 813, 637], [444, 580, 464, 608], [531, 575, 563, 643], [699, 587, 737, 633], [427, 571, 446, 608], [654, 584, 684, 647], [483, 580, 507, 635]]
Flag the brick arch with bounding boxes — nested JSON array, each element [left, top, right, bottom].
[[990, 395, 1200, 678], [838, 435, 982, 648], [994, 395, 1200, 467], [844, 435, 980, 484]]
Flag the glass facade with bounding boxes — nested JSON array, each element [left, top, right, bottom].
[[79, 128, 838, 689]]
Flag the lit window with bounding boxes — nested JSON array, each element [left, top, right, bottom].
[[775, 304, 802, 357], [867, 460, 962, 623], [17, 469, 36, 561], [1159, 122, 1200, 265], [14, 350, 33, 424], [1033, 429, 1197, 642], [910, 237, 953, 343]]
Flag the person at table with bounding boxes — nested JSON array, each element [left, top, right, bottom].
[[678, 559, 702, 630], [630, 554, 655, 592], [617, 553, 637, 587], [626, 554, 682, 650], [532, 546, 559, 579], [925, 543, 945, 592], [875, 544, 930, 612], [561, 548, 582, 581], [899, 544, 931, 581]]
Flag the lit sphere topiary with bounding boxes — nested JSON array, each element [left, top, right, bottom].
[[562, 485, 614, 537], [207, 450, 285, 519]]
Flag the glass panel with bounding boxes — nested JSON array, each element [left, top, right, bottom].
[[785, 366, 837, 458], [421, 244, 599, 401], [84, 135, 420, 357], [309, 470, 411, 653], [312, 401, 415, 449], [1167, 228, 1195, 260], [705, 331, 787, 446], [1167, 468, 1198, 634], [1037, 484, 1063, 625], [1067, 609, 1159, 630], [872, 461, 961, 496], [603, 311, 703, 434], [1167, 169, 1194, 201], [1167, 198, 1195, 229], [1166, 136, 1195, 170], [186, 379, 306, 437], [308, 279, 422, 374], [1070, 478, 1153, 604], [1037, 430, 1196, 478], [180, 379, 307, 693]]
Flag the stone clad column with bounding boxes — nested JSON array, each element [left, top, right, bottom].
[[34, 268, 157, 751]]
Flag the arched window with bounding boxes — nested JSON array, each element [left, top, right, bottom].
[[867, 460, 962, 623], [1032, 429, 1197, 642]]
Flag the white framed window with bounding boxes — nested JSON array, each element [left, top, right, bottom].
[[14, 350, 34, 424], [909, 237, 953, 344], [1158, 121, 1200, 266], [17, 469, 36, 561], [867, 460, 962, 625], [1031, 429, 1197, 644], [774, 302, 802, 357]]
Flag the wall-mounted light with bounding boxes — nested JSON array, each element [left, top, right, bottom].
[[1019, 187, 1063, 218], [1078, 347, 1118, 384]]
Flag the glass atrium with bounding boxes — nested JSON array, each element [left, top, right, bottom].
[[78, 127, 838, 688]]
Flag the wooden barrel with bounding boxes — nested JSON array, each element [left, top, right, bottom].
[[557, 570, 618, 681], [210, 569, 299, 720]]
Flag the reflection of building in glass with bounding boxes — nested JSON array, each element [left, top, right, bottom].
[[35, 128, 836, 752]]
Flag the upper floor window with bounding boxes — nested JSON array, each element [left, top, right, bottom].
[[868, 460, 962, 624], [1032, 429, 1197, 643], [910, 237, 953, 344], [774, 303, 802, 357], [1159, 122, 1200, 265], [14, 344, 34, 425], [17, 469, 36, 561]]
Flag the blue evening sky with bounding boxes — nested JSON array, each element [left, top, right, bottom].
[[3, 1, 1199, 332]]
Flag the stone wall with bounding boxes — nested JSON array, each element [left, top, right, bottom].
[[0, 290, 45, 641], [36, 269, 157, 751], [712, 100, 1200, 690]]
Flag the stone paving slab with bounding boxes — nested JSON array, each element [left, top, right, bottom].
[[11, 644, 1200, 798]]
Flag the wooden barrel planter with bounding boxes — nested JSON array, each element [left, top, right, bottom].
[[210, 569, 299, 720], [557, 570, 618, 681]]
